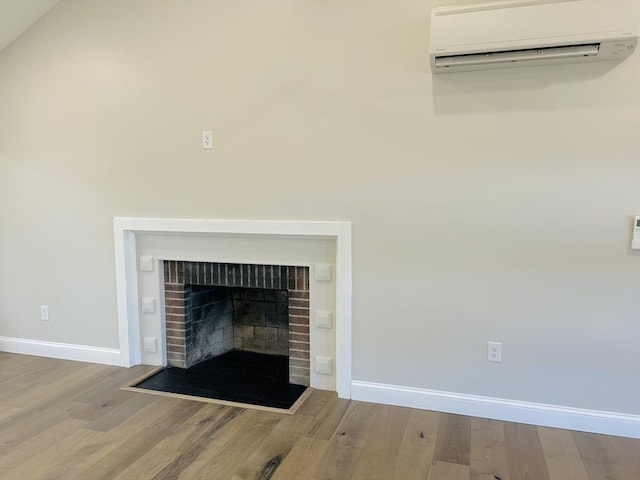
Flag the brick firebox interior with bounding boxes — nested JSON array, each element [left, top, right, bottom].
[[163, 261, 310, 386]]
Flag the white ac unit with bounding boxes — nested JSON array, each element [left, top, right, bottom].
[[429, 0, 638, 73]]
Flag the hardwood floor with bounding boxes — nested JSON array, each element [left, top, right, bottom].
[[1, 352, 638, 479]]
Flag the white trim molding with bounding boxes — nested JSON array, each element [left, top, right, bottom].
[[113, 217, 353, 398], [351, 380, 640, 439], [0, 336, 121, 366]]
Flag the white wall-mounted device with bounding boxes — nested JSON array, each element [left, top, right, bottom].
[[429, 0, 638, 73], [632, 216, 640, 250], [202, 130, 213, 149]]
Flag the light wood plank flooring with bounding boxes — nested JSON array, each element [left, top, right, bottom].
[[1, 352, 638, 479]]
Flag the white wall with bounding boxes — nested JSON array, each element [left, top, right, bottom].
[[0, 0, 638, 415]]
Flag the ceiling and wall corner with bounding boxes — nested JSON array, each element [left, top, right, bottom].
[[0, 0, 638, 437], [0, 0, 60, 52]]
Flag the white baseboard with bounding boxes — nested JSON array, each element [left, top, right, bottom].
[[351, 380, 640, 439], [0, 336, 121, 366]]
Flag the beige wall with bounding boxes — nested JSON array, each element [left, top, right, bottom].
[[0, 0, 638, 414]]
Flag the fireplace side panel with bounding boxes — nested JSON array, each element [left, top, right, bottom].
[[164, 261, 189, 368], [187, 285, 234, 367], [288, 266, 310, 386]]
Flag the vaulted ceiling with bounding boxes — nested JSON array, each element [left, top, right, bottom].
[[0, 0, 60, 52]]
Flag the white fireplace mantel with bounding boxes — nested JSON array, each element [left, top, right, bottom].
[[113, 217, 352, 398]]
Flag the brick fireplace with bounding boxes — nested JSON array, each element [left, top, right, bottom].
[[163, 261, 310, 386]]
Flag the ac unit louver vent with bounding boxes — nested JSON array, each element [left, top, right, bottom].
[[434, 44, 600, 70]]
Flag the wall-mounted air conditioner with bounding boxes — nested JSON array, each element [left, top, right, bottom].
[[429, 0, 638, 73]]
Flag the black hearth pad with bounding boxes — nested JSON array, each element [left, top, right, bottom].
[[133, 350, 307, 410]]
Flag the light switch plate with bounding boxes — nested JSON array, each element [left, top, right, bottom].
[[314, 263, 333, 282], [315, 356, 333, 375], [139, 256, 155, 272], [141, 297, 156, 313], [143, 336, 157, 353], [315, 310, 333, 329]]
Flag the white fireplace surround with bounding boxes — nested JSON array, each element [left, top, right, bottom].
[[113, 217, 352, 398]]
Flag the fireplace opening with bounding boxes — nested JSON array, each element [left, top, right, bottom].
[[175, 285, 291, 369], [132, 261, 311, 410]]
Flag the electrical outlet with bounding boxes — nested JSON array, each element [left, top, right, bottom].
[[488, 341, 502, 362], [40, 305, 49, 321], [202, 130, 213, 149]]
